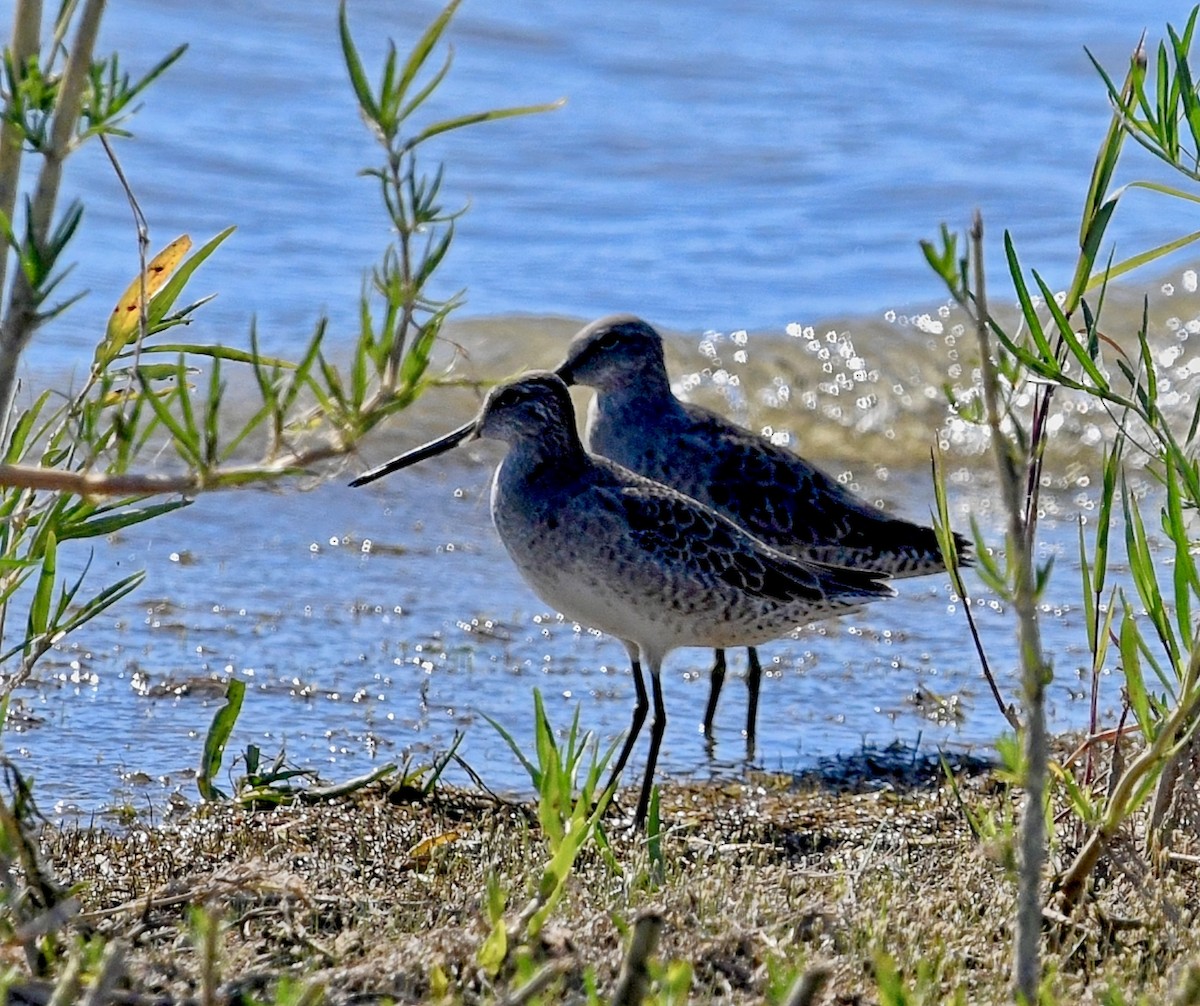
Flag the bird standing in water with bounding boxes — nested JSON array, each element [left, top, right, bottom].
[[351, 371, 892, 826], [554, 314, 967, 755]]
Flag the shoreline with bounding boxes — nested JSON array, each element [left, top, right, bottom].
[[23, 740, 1197, 1004]]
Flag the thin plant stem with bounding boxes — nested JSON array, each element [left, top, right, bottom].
[[0, 0, 43, 306], [0, 0, 105, 443], [969, 213, 1050, 1003]]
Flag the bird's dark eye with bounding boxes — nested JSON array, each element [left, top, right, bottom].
[[597, 332, 620, 350], [494, 388, 522, 409]]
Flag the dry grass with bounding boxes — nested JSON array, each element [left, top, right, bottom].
[[24, 754, 1200, 1005]]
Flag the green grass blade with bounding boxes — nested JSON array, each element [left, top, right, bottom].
[[1031, 270, 1106, 389], [137, 362, 201, 465], [198, 677, 246, 802], [482, 709, 540, 788]]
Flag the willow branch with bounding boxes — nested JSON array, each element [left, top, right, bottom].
[[0, 439, 353, 496], [0, 0, 43, 303], [0, 0, 105, 443]]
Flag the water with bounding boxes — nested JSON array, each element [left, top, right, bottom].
[[34, 0, 1196, 358], [4, 0, 1199, 814]]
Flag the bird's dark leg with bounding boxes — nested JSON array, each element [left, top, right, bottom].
[[635, 661, 668, 828], [702, 648, 727, 752], [744, 646, 762, 759], [604, 656, 648, 797]]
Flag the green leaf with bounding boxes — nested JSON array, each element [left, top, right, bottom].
[[27, 530, 56, 640], [1078, 197, 1118, 281], [1050, 762, 1098, 823], [116, 362, 199, 382], [57, 499, 191, 541], [404, 99, 567, 152], [203, 356, 224, 466], [338, 1, 380, 123], [1002, 233, 1053, 363], [483, 709, 540, 787], [476, 915, 507, 977], [147, 226, 235, 329], [1031, 270, 1107, 389], [134, 343, 297, 369], [394, 0, 464, 121], [4, 391, 53, 463], [198, 677, 246, 802], [137, 359, 201, 465], [397, 48, 454, 124], [919, 225, 961, 291], [1169, 22, 1200, 154], [57, 570, 145, 639], [1086, 223, 1200, 291], [1165, 463, 1197, 652]]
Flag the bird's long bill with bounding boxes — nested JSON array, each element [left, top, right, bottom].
[[348, 420, 474, 487]]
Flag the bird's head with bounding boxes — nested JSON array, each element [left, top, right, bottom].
[[555, 314, 666, 392]]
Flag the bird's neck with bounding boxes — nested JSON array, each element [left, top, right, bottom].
[[501, 421, 590, 487], [595, 367, 681, 424]]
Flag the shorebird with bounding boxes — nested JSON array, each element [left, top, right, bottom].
[[554, 314, 967, 754], [351, 372, 892, 826]]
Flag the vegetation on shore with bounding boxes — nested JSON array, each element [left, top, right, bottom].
[[6, 753, 1199, 1005], [1, 1, 1200, 1004]]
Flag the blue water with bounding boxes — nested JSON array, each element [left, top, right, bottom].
[[37, 0, 1195, 364], [3, 0, 1197, 813]]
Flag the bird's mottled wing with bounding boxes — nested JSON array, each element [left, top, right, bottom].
[[679, 404, 972, 568], [615, 483, 888, 606], [681, 408, 862, 543]]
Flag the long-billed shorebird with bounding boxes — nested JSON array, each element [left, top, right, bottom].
[[351, 372, 892, 826], [554, 314, 968, 754]]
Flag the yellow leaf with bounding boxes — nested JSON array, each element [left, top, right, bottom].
[[405, 829, 460, 867], [104, 234, 193, 346], [429, 963, 449, 1000], [97, 386, 179, 409], [476, 917, 507, 977]]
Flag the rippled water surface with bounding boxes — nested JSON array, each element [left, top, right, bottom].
[[7, 0, 1200, 812], [36, 0, 1195, 359]]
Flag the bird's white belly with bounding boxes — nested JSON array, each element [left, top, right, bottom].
[[517, 559, 679, 647]]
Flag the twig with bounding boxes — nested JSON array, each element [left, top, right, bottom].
[[1061, 722, 1141, 769], [0, 0, 105, 441], [498, 960, 573, 1006], [45, 948, 83, 1006], [609, 909, 664, 1006], [781, 964, 831, 1006], [1058, 639, 1200, 913], [0, 464, 202, 495], [0, 439, 352, 495], [968, 212, 1050, 1003], [98, 133, 151, 414], [0, 0, 41, 313], [81, 941, 127, 1006]]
